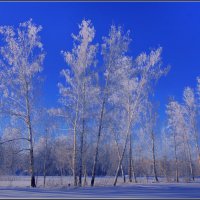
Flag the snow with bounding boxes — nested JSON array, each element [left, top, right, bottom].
[[0, 176, 200, 198], [0, 184, 200, 198]]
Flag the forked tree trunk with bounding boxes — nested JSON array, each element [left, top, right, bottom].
[[113, 123, 131, 186], [113, 94, 140, 186], [114, 135, 126, 183], [113, 96, 134, 186]]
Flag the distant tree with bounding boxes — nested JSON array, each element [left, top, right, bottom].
[[160, 127, 171, 182], [35, 127, 53, 187], [183, 87, 199, 178], [108, 109, 128, 183], [193, 78, 200, 166], [142, 101, 159, 182], [53, 135, 69, 185], [1, 127, 22, 174], [166, 100, 192, 182]]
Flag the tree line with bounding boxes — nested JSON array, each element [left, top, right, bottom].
[[0, 19, 199, 188]]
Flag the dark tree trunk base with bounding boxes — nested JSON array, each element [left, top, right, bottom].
[[31, 176, 36, 187], [91, 177, 95, 187]]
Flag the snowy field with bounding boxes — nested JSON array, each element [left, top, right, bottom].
[[0, 183, 200, 198], [0, 175, 175, 187], [0, 176, 200, 198]]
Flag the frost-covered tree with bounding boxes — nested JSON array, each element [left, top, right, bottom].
[[195, 78, 200, 166], [0, 19, 45, 187], [58, 19, 98, 186], [53, 135, 69, 185], [107, 108, 128, 183], [166, 100, 180, 182], [142, 101, 159, 182], [1, 127, 22, 174], [160, 127, 171, 181], [113, 47, 169, 186], [183, 87, 200, 169], [166, 98, 195, 182], [91, 25, 132, 186], [35, 123, 54, 187]]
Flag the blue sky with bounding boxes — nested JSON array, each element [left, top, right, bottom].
[[0, 2, 200, 122]]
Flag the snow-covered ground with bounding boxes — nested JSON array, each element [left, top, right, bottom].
[[0, 183, 200, 198], [0, 176, 200, 198]]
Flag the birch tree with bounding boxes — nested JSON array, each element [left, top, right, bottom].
[[0, 19, 45, 187], [166, 100, 180, 182], [108, 108, 128, 183], [91, 25, 131, 186], [160, 127, 171, 181], [183, 87, 200, 169], [142, 101, 159, 182], [194, 78, 200, 166], [58, 19, 98, 186], [35, 124, 54, 187], [113, 47, 169, 186], [166, 99, 195, 182]]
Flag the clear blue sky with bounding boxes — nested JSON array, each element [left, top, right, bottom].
[[0, 2, 200, 122]]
